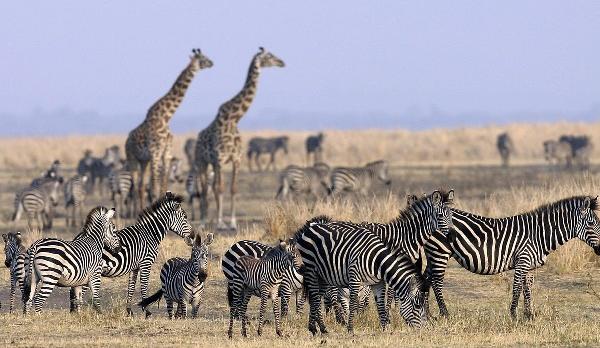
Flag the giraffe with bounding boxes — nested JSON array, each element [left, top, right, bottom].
[[126, 49, 213, 213], [193, 47, 284, 230]]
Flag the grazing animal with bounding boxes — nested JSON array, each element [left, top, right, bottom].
[[246, 136, 289, 171], [543, 140, 573, 167], [329, 160, 391, 197], [421, 196, 600, 320], [293, 216, 429, 335], [139, 233, 214, 319], [13, 176, 63, 231], [222, 239, 305, 317], [305, 133, 325, 165], [276, 162, 331, 201], [3, 231, 27, 313], [227, 241, 294, 338], [101, 192, 194, 316], [126, 49, 213, 213], [184, 138, 196, 170], [22, 207, 120, 314], [193, 47, 285, 230], [63, 174, 88, 227], [497, 132, 515, 167]]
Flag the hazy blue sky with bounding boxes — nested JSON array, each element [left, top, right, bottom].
[[1, 1, 599, 135]]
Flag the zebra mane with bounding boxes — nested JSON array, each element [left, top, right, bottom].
[[529, 195, 599, 215], [393, 190, 453, 223], [81, 206, 110, 235], [137, 193, 185, 220], [291, 215, 333, 242]]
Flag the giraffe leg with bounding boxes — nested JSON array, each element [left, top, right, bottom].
[[160, 137, 173, 194], [137, 161, 149, 212], [198, 164, 209, 226], [229, 161, 239, 230], [149, 156, 161, 205], [212, 165, 226, 230]]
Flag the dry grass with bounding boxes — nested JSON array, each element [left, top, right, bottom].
[[2, 121, 600, 170]]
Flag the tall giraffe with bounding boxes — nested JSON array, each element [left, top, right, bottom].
[[193, 47, 285, 229], [126, 49, 213, 212]]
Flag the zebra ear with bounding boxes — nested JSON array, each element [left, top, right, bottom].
[[205, 233, 214, 246], [194, 234, 202, 247], [279, 239, 287, 250], [447, 190, 455, 203], [432, 191, 442, 205], [406, 195, 418, 206], [106, 208, 116, 219], [184, 235, 194, 246], [2, 234, 7, 243]]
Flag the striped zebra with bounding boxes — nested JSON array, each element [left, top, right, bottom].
[[185, 169, 214, 221], [293, 216, 428, 335], [22, 207, 121, 314], [421, 195, 600, 320], [101, 192, 194, 316], [222, 239, 305, 317], [184, 138, 196, 170], [139, 233, 214, 318], [246, 136, 289, 172], [275, 162, 330, 201], [3, 231, 27, 313], [31, 160, 61, 187], [324, 286, 372, 325], [306, 132, 325, 165], [329, 160, 391, 197], [13, 176, 63, 231], [77, 146, 120, 195], [63, 174, 88, 227], [107, 166, 133, 220], [227, 241, 295, 338]]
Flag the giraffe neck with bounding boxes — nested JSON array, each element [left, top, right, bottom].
[[217, 55, 261, 124], [146, 61, 199, 124]]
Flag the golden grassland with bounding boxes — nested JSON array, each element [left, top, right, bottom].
[[1, 121, 600, 170], [2, 125, 600, 346]]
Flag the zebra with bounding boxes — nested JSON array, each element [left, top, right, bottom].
[[275, 162, 331, 201], [421, 195, 600, 320], [323, 286, 372, 325], [559, 135, 593, 169], [185, 169, 214, 221], [184, 137, 196, 170], [31, 160, 61, 187], [101, 192, 194, 316], [22, 207, 121, 314], [13, 176, 63, 231], [139, 233, 214, 319], [293, 216, 428, 335], [246, 136, 289, 172], [107, 165, 133, 220], [543, 140, 573, 168], [329, 160, 391, 198], [497, 132, 515, 167], [222, 239, 305, 317], [63, 174, 88, 227], [77, 145, 120, 195], [306, 132, 325, 165], [3, 231, 27, 313], [227, 241, 295, 338]]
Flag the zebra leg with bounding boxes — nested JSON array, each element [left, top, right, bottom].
[[523, 273, 535, 320], [178, 300, 187, 319], [240, 290, 252, 337], [191, 296, 201, 319], [166, 296, 174, 319], [373, 283, 390, 330], [296, 289, 305, 314], [33, 277, 58, 313], [305, 272, 327, 335], [70, 286, 83, 313], [126, 268, 139, 316], [426, 254, 451, 317], [510, 267, 526, 320], [273, 295, 283, 337], [279, 280, 292, 317], [139, 265, 152, 316], [9, 273, 17, 313], [89, 272, 102, 313], [257, 292, 269, 336], [347, 280, 360, 334]]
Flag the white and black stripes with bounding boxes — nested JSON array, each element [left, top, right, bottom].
[[108, 167, 133, 219], [101, 192, 194, 316], [422, 196, 600, 320], [13, 177, 63, 231], [64, 174, 88, 227], [227, 242, 294, 338], [2, 231, 27, 313], [22, 207, 120, 313], [294, 216, 428, 335], [329, 160, 391, 197], [275, 163, 330, 201], [139, 233, 214, 318]]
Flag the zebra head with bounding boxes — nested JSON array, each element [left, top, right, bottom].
[[2, 231, 23, 268], [191, 232, 214, 272], [396, 259, 429, 328], [163, 191, 193, 240], [190, 48, 214, 70], [575, 196, 600, 255], [285, 238, 304, 272], [101, 208, 121, 254], [430, 190, 455, 236], [366, 160, 391, 186], [256, 47, 285, 68]]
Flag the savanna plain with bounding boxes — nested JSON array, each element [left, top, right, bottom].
[[2, 123, 600, 347]]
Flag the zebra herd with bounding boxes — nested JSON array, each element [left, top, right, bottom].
[[497, 132, 594, 169]]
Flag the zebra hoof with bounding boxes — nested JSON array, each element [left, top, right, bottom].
[[145, 311, 152, 319], [126, 308, 134, 317]]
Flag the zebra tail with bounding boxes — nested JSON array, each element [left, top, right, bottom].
[[227, 285, 234, 308], [138, 290, 163, 310], [22, 247, 36, 304]]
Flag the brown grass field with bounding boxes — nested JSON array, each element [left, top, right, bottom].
[[2, 123, 600, 347]]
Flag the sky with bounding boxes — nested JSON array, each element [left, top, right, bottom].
[[1, 1, 599, 135]]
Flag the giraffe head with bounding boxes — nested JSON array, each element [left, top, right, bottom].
[[190, 48, 214, 71], [256, 47, 285, 68]]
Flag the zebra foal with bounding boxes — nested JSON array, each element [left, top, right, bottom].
[[139, 232, 214, 319], [3, 231, 28, 313], [227, 241, 295, 338], [22, 207, 121, 313]]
